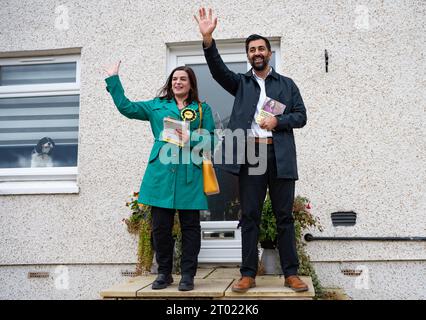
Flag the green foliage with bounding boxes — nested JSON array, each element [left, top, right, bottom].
[[137, 212, 153, 274], [123, 192, 151, 235], [123, 192, 181, 275], [122, 192, 153, 274], [258, 194, 277, 245]]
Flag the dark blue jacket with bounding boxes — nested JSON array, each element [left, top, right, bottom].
[[203, 39, 307, 179]]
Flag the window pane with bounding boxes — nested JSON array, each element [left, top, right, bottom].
[[0, 95, 79, 168], [188, 62, 247, 222], [189, 62, 247, 129], [0, 62, 77, 86]]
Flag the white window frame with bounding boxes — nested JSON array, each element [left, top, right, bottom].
[[0, 54, 81, 195], [168, 40, 281, 74], [167, 39, 280, 262]]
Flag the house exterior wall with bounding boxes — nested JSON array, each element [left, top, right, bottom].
[[0, 0, 424, 299], [313, 261, 426, 300]]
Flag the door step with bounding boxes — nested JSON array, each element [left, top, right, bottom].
[[100, 267, 315, 300]]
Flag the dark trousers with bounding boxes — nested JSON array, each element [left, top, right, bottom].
[[239, 143, 299, 278], [151, 206, 201, 277]]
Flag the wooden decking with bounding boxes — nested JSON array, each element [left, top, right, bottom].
[[100, 267, 315, 300]]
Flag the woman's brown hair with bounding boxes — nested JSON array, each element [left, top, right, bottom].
[[157, 66, 200, 105]]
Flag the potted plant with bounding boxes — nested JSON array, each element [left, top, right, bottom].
[[258, 194, 280, 274]]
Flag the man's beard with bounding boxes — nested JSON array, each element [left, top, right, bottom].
[[250, 55, 270, 71]]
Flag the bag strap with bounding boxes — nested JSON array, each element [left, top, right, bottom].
[[198, 102, 203, 132], [198, 102, 209, 160]]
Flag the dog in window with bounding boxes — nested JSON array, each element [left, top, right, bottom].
[[31, 137, 55, 167]]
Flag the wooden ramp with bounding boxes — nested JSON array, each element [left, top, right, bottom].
[[100, 267, 315, 300]]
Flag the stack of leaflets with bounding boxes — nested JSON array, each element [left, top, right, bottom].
[[162, 117, 190, 147], [255, 96, 287, 124]]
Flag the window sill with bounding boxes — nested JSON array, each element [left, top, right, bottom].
[[0, 180, 79, 195], [0, 167, 78, 195]]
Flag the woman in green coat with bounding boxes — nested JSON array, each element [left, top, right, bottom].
[[105, 62, 216, 291]]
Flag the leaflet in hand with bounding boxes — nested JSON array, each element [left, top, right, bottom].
[[162, 117, 189, 147], [255, 96, 286, 124]]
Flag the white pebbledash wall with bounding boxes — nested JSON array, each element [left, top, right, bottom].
[[0, 0, 424, 299]]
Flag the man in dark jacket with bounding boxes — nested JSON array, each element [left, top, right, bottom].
[[195, 8, 309, 293]]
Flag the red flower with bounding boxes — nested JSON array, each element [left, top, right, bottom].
[[306, 203, 312, 210]]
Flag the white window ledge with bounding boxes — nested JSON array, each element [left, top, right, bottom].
[[0, 180, 79, 195], [0, 167, 78, 195]]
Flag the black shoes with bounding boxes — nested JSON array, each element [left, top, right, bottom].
[[151, 273, 194, 291], [151, 274, 174, 290], [178, 274, 194, 291]]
